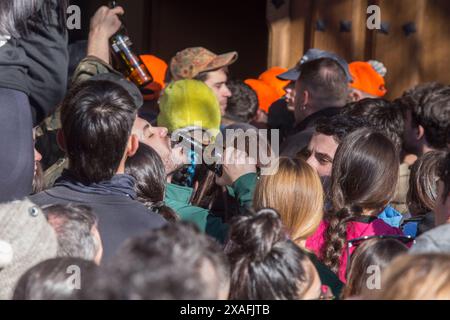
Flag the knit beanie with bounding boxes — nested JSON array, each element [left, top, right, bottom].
[[244, 78, 279, 113], [157, 79, 221, 134], [0, 199, 58, 300], [259, 67, 290, 98]]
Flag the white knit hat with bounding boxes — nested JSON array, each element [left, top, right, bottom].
[[0, 199, 58, 300]]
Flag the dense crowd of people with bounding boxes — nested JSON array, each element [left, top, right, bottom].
[[0, 1, 449, 300]]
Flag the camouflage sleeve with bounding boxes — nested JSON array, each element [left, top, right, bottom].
[[71, 55, 121, 86]]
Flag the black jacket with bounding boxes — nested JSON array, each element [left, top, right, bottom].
[[30, 186, 167, 261], [0, 0, 68, 125]]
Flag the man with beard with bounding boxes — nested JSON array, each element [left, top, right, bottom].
[[303, 114, 367, 201]]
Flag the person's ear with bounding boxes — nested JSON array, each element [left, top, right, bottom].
[[350, 89, 362, 102], [416, 125, 425, 140], [302, 90, 309, 107], [56, 129, 66, 152], [127, 134, 139, 157]]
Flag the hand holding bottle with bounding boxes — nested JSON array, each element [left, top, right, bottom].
[[87, 6, 124, 63]]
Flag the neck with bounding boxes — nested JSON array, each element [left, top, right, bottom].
[[361, 208, 380, 216], [294, 238, 307, 249], [116, 158, 127, 175], [421, 144, 436, 156]]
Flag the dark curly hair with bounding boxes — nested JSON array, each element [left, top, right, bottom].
[[224, 80, 259, 123], [315, 113, 369, 144], [342, 98, 405, 154], [398, 83, 450, 150]]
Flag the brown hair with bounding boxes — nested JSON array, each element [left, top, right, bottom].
[[407, 150, 447, 216], [253, 157, 324, 245], [342, 238, 407, 299], [323, 128, 399, 273], [365, 254, 450, 300]]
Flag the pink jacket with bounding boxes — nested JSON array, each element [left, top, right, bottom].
[[306, 218, 403, 283]]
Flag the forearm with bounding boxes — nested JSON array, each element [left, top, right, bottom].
[[86, 29, 110, 64]]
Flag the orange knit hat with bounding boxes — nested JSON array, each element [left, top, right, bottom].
[[258, 67, 290, 97], [140, 55, 168, 101], [244, 79, 279, 113], [349, 61, 387, 97]]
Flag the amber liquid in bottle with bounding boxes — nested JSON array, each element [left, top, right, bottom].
[[109, 1, 153, 87]]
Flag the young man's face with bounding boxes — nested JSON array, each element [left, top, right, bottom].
[[203, 68, 232, 116], [132, 117, 186, 175], [306, 132, 338, 179], [435, 180, 450, 226]]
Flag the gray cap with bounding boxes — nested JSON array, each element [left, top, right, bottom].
[[277, 48, 353, 82], [409, 224, 450, 255]]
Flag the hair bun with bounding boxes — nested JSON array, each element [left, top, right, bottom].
[[229, 208, 286, 261], [0, 240, 13, 269]]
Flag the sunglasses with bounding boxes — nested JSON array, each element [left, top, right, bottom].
[[345, 234, 416, 278]]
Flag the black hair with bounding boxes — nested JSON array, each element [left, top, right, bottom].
[[80, 222, 229, 300], [342, 98, 405, 154], [399, 83, 450, 150], [0, 0, 68, 38], [43, 204, 100, 262], [125, 143, 179, 222], [297, 58, 349, 109], [225, 208, 314, 300], [418, 86, 450, 149], [13, 257, 98, 300], [314, 113, 369, 144], [225, 80, 259, 123], [323, 128, 399, 274], [60, 80, 138, 183]]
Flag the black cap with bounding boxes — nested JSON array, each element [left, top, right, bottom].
[[277, 48, 353, 82]]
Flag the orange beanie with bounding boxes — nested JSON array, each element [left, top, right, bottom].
[[349, 61, 387, 97], [140, 55, 168, 100], [244, 79, 279, 113], [258, 67, 290, 97]]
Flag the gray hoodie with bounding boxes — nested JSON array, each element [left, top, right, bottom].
[[409, 224, 450, 254]]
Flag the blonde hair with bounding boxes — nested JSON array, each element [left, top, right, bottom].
[[365, 254, 450, 300], [253, 157, 324, 245]]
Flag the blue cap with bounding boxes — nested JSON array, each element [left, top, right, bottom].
[[277, 48, 353, 82]]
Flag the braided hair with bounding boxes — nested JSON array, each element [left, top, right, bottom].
[[322, 128, 399, 273]]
